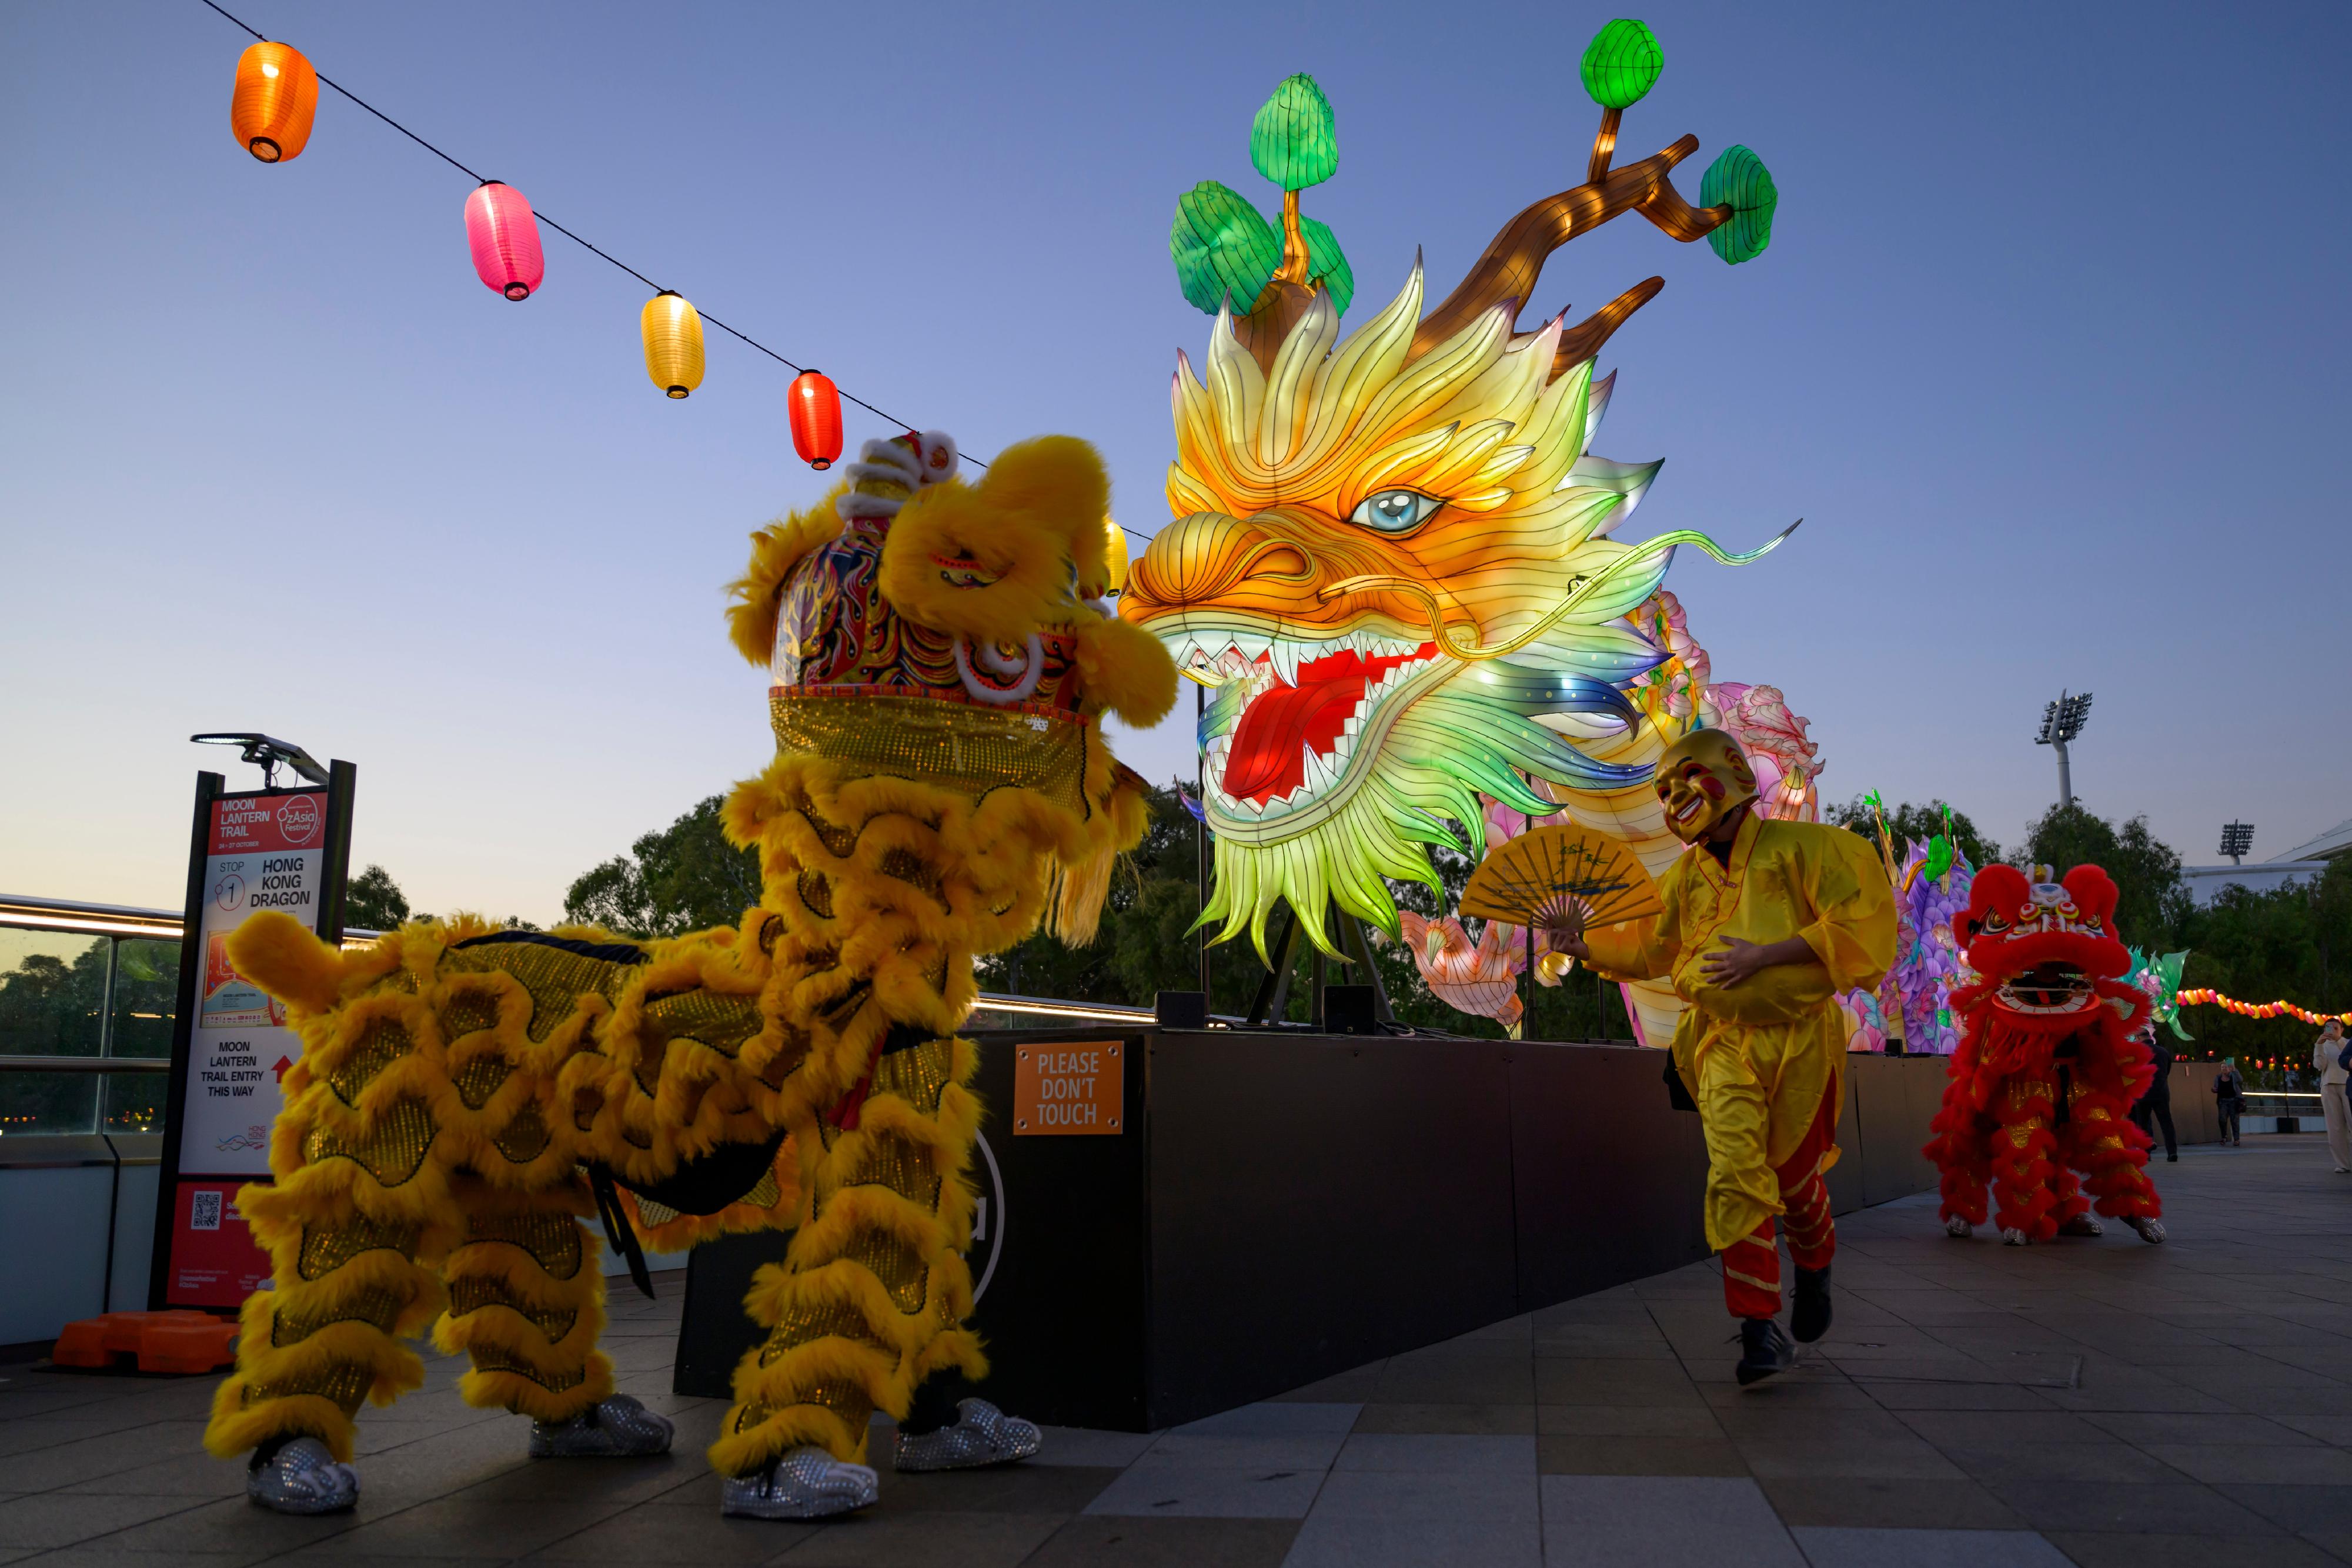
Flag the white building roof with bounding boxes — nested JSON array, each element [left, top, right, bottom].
[[2182, 862, 2327, 908], [2275, 818, 2352, 864]]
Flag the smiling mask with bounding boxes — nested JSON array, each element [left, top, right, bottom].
[[1654, 728, 1758, 844]]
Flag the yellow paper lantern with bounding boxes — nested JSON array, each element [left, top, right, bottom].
[[230, 41, 319, 164], [640, 291, 704, 399]]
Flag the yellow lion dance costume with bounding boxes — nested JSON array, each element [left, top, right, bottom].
[[203, 430, 1176, 1520]]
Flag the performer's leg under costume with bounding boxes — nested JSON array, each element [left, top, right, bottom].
[[1986, 1076, 2062, 1241], [2055, 1087, 2160, 1222], [1721, 1084, 1838, 1320], [709, 771, 1002, 1477], [437, 1178, 612, 1423], [1929, 1102, 1994, 1232], [206, 988, 615, 1462], [1692, 1022, 1840, 1323]]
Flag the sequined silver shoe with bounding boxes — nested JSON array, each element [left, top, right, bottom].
[[719, 1445, 880, 1519], [893, 1398, 1043, 1472], [2127, 1215, 2167, 1245], [2057, 1213, 2104, 1238], [246, 1436, 358, 1514], [1944, 1215, 1973, 1239], [2001, 1226, 2029, 1246], [529, 1393, 676, 1457]]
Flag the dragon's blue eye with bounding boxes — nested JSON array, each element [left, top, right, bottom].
[[1349, 489, 1444, 533]]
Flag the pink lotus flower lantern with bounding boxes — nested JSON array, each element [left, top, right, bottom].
[[1722, 683, 1822, 822], [464, 181, 544, 301]]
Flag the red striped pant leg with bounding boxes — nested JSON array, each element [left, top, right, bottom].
[[1722, 1220, 1783, 1320], [1775, 1081, 1840, 1272]]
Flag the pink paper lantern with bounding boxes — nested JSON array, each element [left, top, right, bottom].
[[464, 180, 544, 301]]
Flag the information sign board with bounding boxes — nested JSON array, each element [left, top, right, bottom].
[[151, 765, 353, 1309]]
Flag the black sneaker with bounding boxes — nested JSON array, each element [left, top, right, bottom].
[[1735, 1317, 1797, 1386], [1790, 1264, 1832, 1343]]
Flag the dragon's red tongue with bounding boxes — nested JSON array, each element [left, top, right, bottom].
[[1220, 644, 1427, 804]]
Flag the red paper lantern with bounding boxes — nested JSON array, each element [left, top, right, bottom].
[[230, 41, 318, 163], [464, 181, 544, 301], [789, 370, 844, 470]]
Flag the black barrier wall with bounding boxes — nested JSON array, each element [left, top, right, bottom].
[[676, 1035, 2221, 1430]]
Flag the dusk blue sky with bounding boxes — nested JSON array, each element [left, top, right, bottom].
[[5, 2, 2347, 921]]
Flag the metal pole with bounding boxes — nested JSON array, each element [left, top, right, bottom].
[[1309, 902, 1329, 1031], [1523, 921, 1536, 1041], [1195, 685, 1211, 998], [2054, 739, 2072, 810]]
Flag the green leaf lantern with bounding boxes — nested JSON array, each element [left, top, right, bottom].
[[1700, 143, 1777, 264], [1579, 19, 1663, 110], [1299, 215, 1354, 315], [1923, 835, 1955, 883], [1170, 181, 1281, 315], [1250, 74, 1338, 192]]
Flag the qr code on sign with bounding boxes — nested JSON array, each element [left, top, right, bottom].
[[189, 1189, 223, 1231]]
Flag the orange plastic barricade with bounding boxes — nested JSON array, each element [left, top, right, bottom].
[[50, 1310, 238, 1374]]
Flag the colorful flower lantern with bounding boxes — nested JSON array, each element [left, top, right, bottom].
[[463, 181, 544, 301], [230, 41, 319, 164], [640, 291, 704, 399], [788, 370, 843, 469]]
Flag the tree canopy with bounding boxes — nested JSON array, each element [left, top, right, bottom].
[[345, 864, 410, 931], [563, 796, 760, 938], [1825, 795, 2000, 873]]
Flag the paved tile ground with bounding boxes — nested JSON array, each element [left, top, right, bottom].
[[8, 1136, 2352, 1565]]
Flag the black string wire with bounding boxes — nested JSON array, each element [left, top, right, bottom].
[[193, 0, 1128, 488]]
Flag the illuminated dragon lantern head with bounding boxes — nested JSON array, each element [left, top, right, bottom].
[[1118, 28, 1786, 962]]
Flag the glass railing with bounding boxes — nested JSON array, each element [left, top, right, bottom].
[[0, 902, 188, 1137]]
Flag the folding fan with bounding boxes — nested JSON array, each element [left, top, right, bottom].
[[1460, 823, 1662, 940]]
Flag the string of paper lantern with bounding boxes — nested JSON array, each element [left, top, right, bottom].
[[201, 0, 1071, 499], [2178, 989, 2352, 1027]]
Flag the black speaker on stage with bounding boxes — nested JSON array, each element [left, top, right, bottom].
[[1155, 990, 1208, 1028], [1324, 985, 1377, 1035], [673, 1229, 791, 1398]]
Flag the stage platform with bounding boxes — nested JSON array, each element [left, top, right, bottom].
[[676, 1031, 1997, 1431]]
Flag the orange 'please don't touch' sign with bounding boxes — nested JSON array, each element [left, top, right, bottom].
[[1013, 1041, 1124, 1135]]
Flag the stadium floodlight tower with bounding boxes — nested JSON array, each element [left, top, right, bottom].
[[2219, 821, 2255, 867], [2034, 690, 2093, 808]]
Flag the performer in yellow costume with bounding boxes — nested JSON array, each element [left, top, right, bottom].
[[1555, 728, 1895, 1382], [202, 430, 1176, 1518]]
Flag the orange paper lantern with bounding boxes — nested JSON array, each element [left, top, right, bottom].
[[789, 370, 843, 469], [230, 42, 318, 164]]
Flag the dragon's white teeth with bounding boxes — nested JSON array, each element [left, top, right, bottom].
[[1232, 630, 1271, 661], [1300, 744, 1331, 794], [1268, 640, 1303, 687], [1341, 715, 1361, 739]]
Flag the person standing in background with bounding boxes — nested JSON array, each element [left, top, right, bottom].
[[2214, 1059, 2246, 1147], [2316, 1021, 2351, 1172], [2130, 1027, 2179, 1163]]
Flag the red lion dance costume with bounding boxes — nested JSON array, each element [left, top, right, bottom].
[[1925, 863, 2166, 1246]]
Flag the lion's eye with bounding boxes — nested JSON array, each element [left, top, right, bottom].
[[1349, 489, 1444, 533]]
